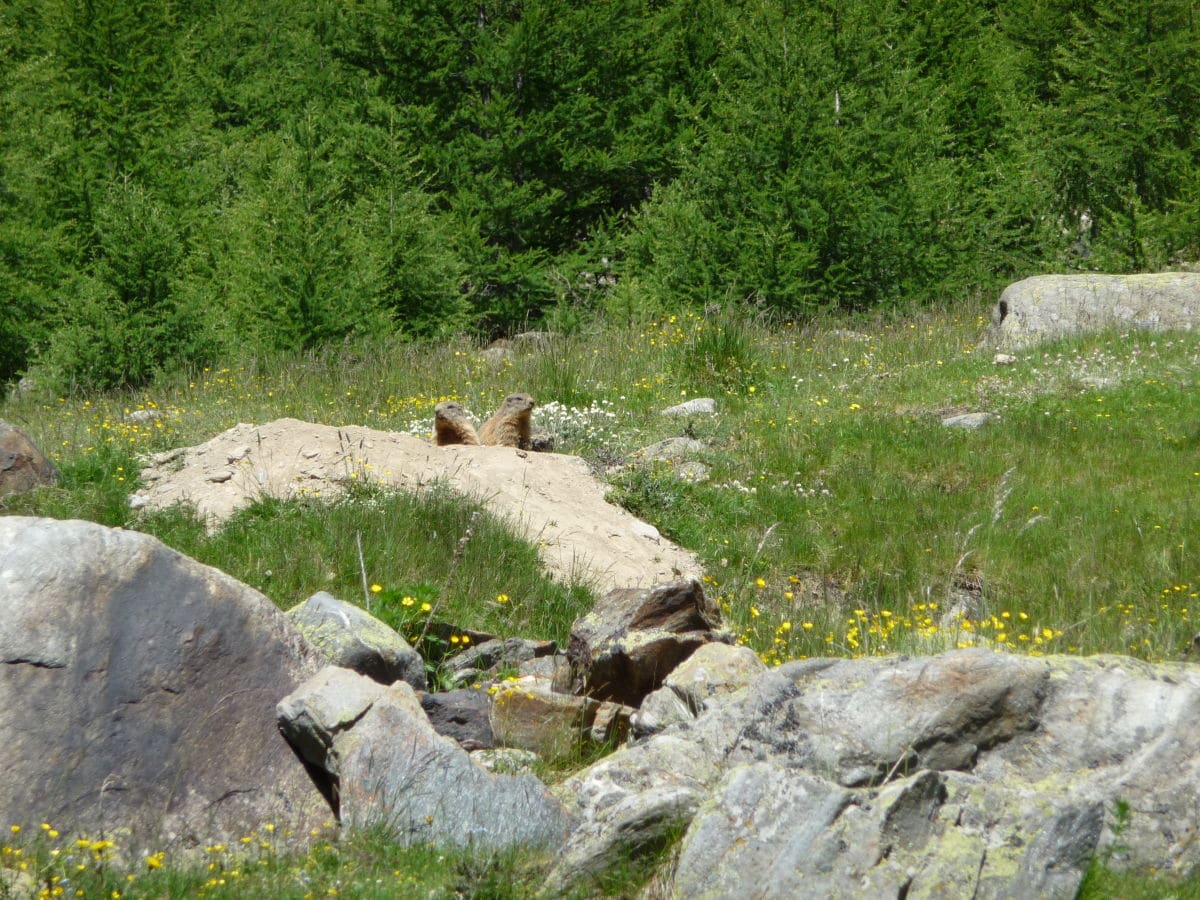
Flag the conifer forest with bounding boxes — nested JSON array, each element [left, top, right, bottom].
[[2, 0, 1198, 389]]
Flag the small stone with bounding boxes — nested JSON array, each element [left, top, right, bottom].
[[206, 471, 234, 483], [993, 353, 1018, 365], [662, 398, 717, 417], [127, 409, 166, 424], [632, 521, 661, 541], [942, 412, 994, 430]]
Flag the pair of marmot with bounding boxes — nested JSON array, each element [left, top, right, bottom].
[[434, 393, 534, 450]]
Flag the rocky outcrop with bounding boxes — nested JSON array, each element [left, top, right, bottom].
[[8, 522, 1200, 895], [632, 642, 767, 737], [0, 422, 58, 496], [546, 650, 1200, 897], [987, 272, 1200, 349], [0, 517, 329, 849], [278, 666, 572, 851], [562, 579, 730, 707], [286, 591, 426, 689]]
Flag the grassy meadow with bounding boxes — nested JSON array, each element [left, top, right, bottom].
[[3, 305, 1200, 896]]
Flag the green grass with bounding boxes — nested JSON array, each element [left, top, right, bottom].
[[4, 306, 1200, 893]]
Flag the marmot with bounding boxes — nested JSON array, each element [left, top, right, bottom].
[[434, 401, 480, 446], [478, 393, 535, 449]]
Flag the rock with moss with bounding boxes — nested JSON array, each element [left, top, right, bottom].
[[287, 591, 426, 690], [987, 272, 1200, 350]]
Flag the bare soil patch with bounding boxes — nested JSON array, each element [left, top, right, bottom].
[[133, 418, 703, 594]]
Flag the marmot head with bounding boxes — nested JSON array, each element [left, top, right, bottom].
[[498, 393, 535, 416], [434, 400, 472, 422]]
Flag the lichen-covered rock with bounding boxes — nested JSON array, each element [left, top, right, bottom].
[[286, 591, 426, 689], [489, 677, 633, 758], [987, 272, 1200, 350], [632, 642, 767, 737], [546, 650, 1200, 898]]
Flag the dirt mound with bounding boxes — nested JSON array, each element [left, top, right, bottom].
[[133, 418, 702, 593]]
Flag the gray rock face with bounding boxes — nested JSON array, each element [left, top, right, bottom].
[[942, 411, 995, 429], [286, 591, 426, 689], [279, 667, 572, 851], [421, 688, 494, 750], [564, 579, 729, 707], [0, 421, 58, 496], [548, 650, 1200, 898], [632, 642, 767, 737], [444, 636, 557, 682], [988, 272, 1200, 350], [0, 517, 329, 849], [661, 397, 717, 417]]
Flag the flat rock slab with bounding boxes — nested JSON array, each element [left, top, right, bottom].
[[132, 418, 702, 593], [988, 272, 1200, 350], [0, 517, 329, 849]]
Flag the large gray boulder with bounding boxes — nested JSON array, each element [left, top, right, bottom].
[[286, 591, 426, 689], [278, 666, 572, 851], [0, 517, 329, 849], [987, 272, 1200, 350], [546, 650, 1200, 897], [0, 422, 58, 496]]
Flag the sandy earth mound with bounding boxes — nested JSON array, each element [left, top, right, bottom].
[[133, 418, 702, 593]]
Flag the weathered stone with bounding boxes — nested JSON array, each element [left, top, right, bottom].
[[672, 763, 856, 899], [661, 397, 717, 417], [987, 272, 1200, 350], [444, 637, 557, 679], [470, 748, 539, 776], [941, 412, 995, 429], [333, 674, 571, 850], [0, 421, 58, 496], [547, 650, 1200, 897], [286, 591, 426, 689], [421, 688, 494, 750], [518, 653, 570, 682], [489, 677, 632, 758], [589, 701, 632, 746], [632, 642, 766, 737], [277, 665, 398, 777], [546, 734, 723, 893], [0, 517, 329, 849], [564, 579, 729, 707]]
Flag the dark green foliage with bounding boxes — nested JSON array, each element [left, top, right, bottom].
[[1, 0, 1200, 387]]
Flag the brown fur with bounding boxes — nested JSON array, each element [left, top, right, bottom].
[[434, 401, 480, 446], [478, 393, 535, 449]]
